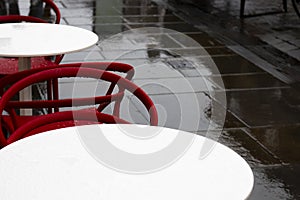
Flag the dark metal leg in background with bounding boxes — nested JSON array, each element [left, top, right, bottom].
[[29, 0, 43, 18], [283, 0, 287, 12], [8, 0, 20, 15], [0, 0, 7, 15], [240, 0, 246, 18]]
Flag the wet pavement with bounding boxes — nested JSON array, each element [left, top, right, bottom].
[[22, 0, 300, 199]]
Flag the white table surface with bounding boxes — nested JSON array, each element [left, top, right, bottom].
[[0, 23, 98, 115], [0, 124, 254, 200], [0, 23, 98, 58]]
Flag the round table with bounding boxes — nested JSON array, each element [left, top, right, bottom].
[[0, 23, 98, 114], [0, 124, 254, 200], [0, 23, 98, 70]]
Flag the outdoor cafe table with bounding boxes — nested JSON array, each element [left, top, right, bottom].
[[0, 124, 254, 200], [0, 23, 98, 114]]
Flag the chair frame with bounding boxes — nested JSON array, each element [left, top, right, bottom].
[[0, 0, 61, 24], [0, 67, 157, 147]]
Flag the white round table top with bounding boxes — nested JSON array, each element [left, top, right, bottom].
[[0, 124, 254, 200], [0, 23, 98, 57]]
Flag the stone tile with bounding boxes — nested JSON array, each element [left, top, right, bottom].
[[216, 88, 300, 127], [204, 55, 265, 75], [249, 165, 300, 200], [162, 57, 218, 76], [258, 34, 283, 45], [100, 49, 150, 60], [247, 125, 300, 163], [133, 76, 219, 94], [129, 59, 184, 79], [93, 24, 131, 36], [129, 23, 201, 33], [61, 50, 104, 62], [124, 15, 183, 23], [162, 23, 202, 33], [273, 42, 298, 52], [169, 32, 223, 47], [203, 100, 247, 129], [128, 33, 183, 48], [196, 129, 281, 166], [287, 49, 300, 60], [65, 16, 124, 25], [116, 7, 173, 16], [170, 47, 235, 57], [141, 92, 218, 132], [59, 8, 94, 17], [61, 1, 94, 8], [228, 45, 297, 83], [209, 73, 287, 90], [223, 111, 247, 129], [64, 17, 94, 25], [293, 40, 300, 48], [122, 0, 153, 6], [118, 95, 151, 124], [205, 47, 236, 55]]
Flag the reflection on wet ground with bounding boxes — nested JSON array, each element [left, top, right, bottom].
[[37, 0, 300, 199]]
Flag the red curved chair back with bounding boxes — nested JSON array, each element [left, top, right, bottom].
[[0, 15, 46, 23], [0, 67, 158, 147], [0, 0, 61, 24], [0, 62, 135, 113]]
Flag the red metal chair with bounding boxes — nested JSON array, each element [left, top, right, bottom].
[[0, 0, 60, 24], [0, 0, 62, 77], [0, 62, 135, 132], [0, 67, 158, 147]]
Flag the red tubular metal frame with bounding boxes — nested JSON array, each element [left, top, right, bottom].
[[0, 66, 157, 147]]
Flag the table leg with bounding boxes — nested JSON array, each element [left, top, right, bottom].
[[18, 57, 32, 115]]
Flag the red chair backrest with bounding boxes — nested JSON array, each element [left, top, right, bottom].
[[0, 0, 61, 24], [0, 15, 47, 23], [0, 67, 158, 147]]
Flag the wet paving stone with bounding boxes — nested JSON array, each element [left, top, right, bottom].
[[205, 100, 247, 129], [64, 17, 94, 25], [210, 73, 287, 90], [93, 24, 131, 37], [60, 1, 94, 9], [146, 92, 214, 132], [62, 49, 104, 62], [66, 16, 125, 25], [169, 32, 224, 47], [196, 128, 281, 166], [216, 88, 300, 127], [166, 48, 235, 59], [199, 55, 266, 75], [124, 15, 183, 23], [117, 7, 173, 16], [205, 46, 236, 55], [59, 8, 94, 18], [247, 125, 300, 163], [249, 165, 300, 200], [223, 111, 247, 129], [129, 22, 201, 33], [135, 34, 183, 48], [133, 76, 218, 94]]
